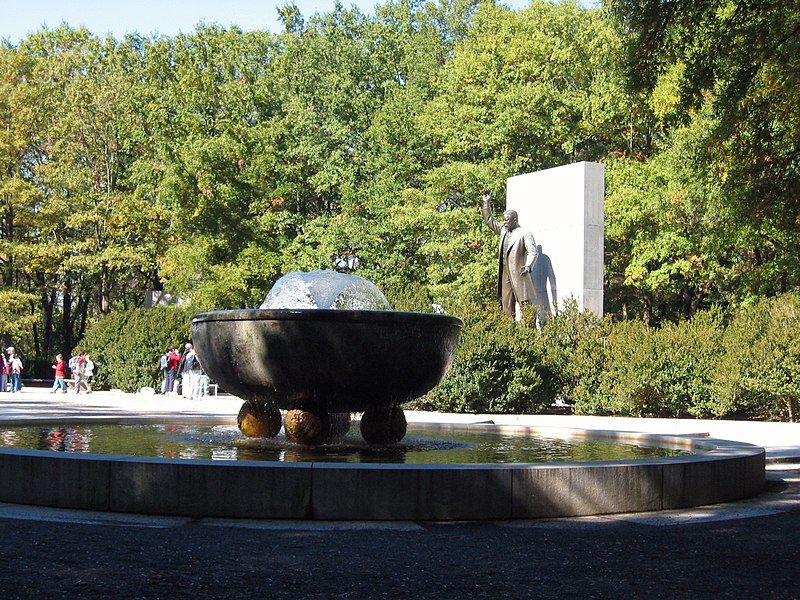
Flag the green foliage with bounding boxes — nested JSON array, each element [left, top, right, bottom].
[[420, 304, 557, 414], [603, 109, 745, 323], [608, 0, 800, 311], [0, 288, 38, 341], [421, 1, 630, 172], [79, 306, 193, 392], [3, 0, 800, 385], [660, 310, 725, 418], [715, 294, 800, 421], [536, 299, 610, 410], [578, 311, 723, 418]]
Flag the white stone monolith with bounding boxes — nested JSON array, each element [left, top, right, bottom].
[[506, 161, 604, 316]]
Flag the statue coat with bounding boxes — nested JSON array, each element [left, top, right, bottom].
[[482, 200, 538, 316]]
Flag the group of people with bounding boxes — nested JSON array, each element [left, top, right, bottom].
[[0, 347, 24, 393], [52, 351, 95, 394], [0, 347, 94, 394], [159, 342, 209, 399]]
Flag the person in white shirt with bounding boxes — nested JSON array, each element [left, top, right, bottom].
[[7, 347, 22, 393], [82, 355, 95, 394]]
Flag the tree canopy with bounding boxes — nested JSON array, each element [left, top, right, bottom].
[[1, 0, 798, 369]]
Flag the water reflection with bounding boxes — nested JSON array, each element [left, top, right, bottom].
[[64, 428, 90, 453], [0, 423, 695, 464], [211, 447, 238, 461]]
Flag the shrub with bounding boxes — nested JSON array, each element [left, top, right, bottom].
[[715, 293, 800, 421], [585, 319, 658, 416], [383, 282, 433, 312], [663, 310, 724, 418], [536, 299, 610, 412], [574, 310, 723, 418], [79, 306, 194, 392], [419, 304, 557, 413]]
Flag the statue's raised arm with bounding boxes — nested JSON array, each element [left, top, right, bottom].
[[481, 190, 502, 234]]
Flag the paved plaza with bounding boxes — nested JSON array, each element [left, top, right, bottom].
[[0, 388, 798, 598]]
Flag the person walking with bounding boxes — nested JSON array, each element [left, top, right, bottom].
[[69, 351, 85, 394], [8, 348, 23, 393], [82, 354, 95, 394], [51, 354, 67, 393]]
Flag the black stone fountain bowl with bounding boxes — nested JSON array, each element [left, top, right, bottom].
[[191, 309, 463, 413]]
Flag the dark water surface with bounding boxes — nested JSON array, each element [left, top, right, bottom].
[[0, 423, 695, 464]]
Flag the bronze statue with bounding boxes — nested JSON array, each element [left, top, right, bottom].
[[482, 191, 538, 320]]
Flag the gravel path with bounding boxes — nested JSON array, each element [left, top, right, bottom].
[[0, 481, 798, 599]]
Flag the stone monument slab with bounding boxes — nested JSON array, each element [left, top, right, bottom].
[[506, 161, 604, 316]]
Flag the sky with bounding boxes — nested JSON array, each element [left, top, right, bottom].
[[0, 0, 536, 43]]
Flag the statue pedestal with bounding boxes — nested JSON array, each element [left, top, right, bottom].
[[507, 161, 604, 317]]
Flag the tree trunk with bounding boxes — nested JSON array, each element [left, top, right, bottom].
[[41, 287, 56, 360], [76, 293, 90, 342], [681, 286, 692, 319], [63, 279, 73, 355], [2, 205, 13, 286], [27, 295, 41, 359], [99, 265, 111, 314], [787, 397, 796, 422], [690, 288, 705, 315], [641, 293, 654, 327]]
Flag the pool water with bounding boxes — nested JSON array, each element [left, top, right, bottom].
[[0, 423, 695, 464]]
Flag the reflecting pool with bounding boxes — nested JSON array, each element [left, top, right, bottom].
[[0, 423, 697, 464]]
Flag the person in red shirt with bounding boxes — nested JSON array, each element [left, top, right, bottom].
[[164, 346, 181, 396], [51, 354, 67, 393]]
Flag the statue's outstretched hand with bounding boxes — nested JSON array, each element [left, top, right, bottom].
[[482, 190, 491, 203]]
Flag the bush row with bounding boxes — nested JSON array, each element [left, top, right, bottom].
[[420, 293, 800, 421], [79, 306, 194, 393], [80, 293, 800, 422]]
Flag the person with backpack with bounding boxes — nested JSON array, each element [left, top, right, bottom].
[[69, 351, 85, 394], [177, 342, 200, 399], [8, 347, 23, 393]]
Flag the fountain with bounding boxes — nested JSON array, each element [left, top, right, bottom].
[[0, 273, 766, 520], [191, 270, 463, 445]]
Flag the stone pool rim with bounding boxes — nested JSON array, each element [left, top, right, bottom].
[[0, 418, 765, 520]]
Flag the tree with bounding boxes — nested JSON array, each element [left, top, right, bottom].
[[420, 1, 631, 175], [608, 0, 800, 304]]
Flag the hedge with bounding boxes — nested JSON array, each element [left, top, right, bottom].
[[715, 293, 800, 421], [420, 304, 558, 414], [78, 293, 800, 421], [79, 306, 194, 392], [419, 294, 800, 421]]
